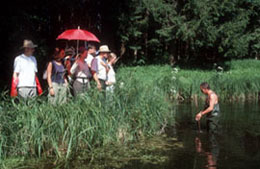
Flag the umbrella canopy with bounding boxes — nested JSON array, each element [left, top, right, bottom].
[[56, 28, 100, 42]]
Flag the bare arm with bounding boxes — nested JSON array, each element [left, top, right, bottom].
[[196, 94, 217, 121], [93, 72, 102, 90], [201, 94, 216, 115], [90, 58, 102, 90], [46, 62, 55, 96], [47, 62, 52, 88]]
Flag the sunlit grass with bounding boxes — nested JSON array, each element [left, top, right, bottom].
[[156, 59, 260, 101], [0, 68, 174, 165], [0, 59, 259, 168]]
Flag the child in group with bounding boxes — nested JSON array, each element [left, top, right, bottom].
[[106, 53, 117, 92]]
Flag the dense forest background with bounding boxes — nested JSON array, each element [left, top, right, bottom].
[[0, 0, 259, 89]]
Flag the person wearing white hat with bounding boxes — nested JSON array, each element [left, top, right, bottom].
[[11, 40, 42, 98], [91, 45, 110, 91]]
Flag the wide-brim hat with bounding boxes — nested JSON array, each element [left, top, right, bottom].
[[21, 40, 38, 49], [99, 45, 111, 53]]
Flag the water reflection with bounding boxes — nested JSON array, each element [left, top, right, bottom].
[[195, 135, 219, 169], [175, 102, 260, 169]]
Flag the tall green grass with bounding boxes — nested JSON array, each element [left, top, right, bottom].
[[0, 67, 174, 165], [0, 59, 259, 167], [157, 59, 260, 101]]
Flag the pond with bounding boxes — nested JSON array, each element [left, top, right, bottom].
[[12, 102, 260, 169], [123, 101, 260, 169]]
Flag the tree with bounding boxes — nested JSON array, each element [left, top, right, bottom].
[[117, 0, 260, 65]]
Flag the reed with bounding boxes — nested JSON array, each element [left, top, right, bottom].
[[156, 59, 260, 101], [0, 67, 174, 166], [0, 59, 259, 167]]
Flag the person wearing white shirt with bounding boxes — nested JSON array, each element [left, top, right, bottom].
[[106, 53, 117, 92], [91, 45, 110, 91], [85, 44, 96, 68], [11, 40, 41, 98]]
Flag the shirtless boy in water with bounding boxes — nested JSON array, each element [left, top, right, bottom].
[[196, 82, 220, 133]]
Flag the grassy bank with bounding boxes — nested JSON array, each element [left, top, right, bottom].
[[0, 68, 174, 167], [0, 59, 259, 167], [154, 59, 260, 101], [117, 59, 260, 102]]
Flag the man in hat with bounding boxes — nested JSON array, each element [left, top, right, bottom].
[[11, 40, 42, 98], [91, 45, 110, 91]]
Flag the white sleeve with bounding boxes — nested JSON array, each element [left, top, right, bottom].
[[33, 57, 38, 72], [70, 62, 79, 75], [110, 76, 116, 83], [110, 74, 116, 83], [14, 57, 21, 73], [86, 54, 93, 67], [108, 68, 116, 83]]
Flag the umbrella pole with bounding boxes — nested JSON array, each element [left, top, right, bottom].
[[77, 26, 80, 56], [77, 39, 79, 56]]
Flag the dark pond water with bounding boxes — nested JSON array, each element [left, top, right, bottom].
[[14, 102, 260, 169], [124, 102, 260, 169]]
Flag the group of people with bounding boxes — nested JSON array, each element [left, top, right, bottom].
[[11, 40, 220, 135], [11, 39, 117, 104]]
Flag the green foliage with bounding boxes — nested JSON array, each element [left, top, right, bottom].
[[118, 0, 260, 64], [0, 67, 174, 164], [159, 59, 260, 100], [1, 60, 260, 167]]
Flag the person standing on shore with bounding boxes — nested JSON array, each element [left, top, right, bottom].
[[106, 53, 117, 92], [85, 44, 97, 68], [64, 47, 76, 81], [91, 45, 110, 91], [11, 40, 42, 98], [70, 47, 92, 96], [46, 48, 68, 104], [195, 82, 220, 134]]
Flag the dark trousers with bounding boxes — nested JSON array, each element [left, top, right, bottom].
[[99, 79, 107, 90], [206, 115, 219, 134], [73, 80, 89, 97]]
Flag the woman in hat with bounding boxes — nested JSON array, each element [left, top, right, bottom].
[[46, 47, 68, 104]]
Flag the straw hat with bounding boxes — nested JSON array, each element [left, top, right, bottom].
[[99, 45, 111, 53], [21, 40, 38, 49]]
